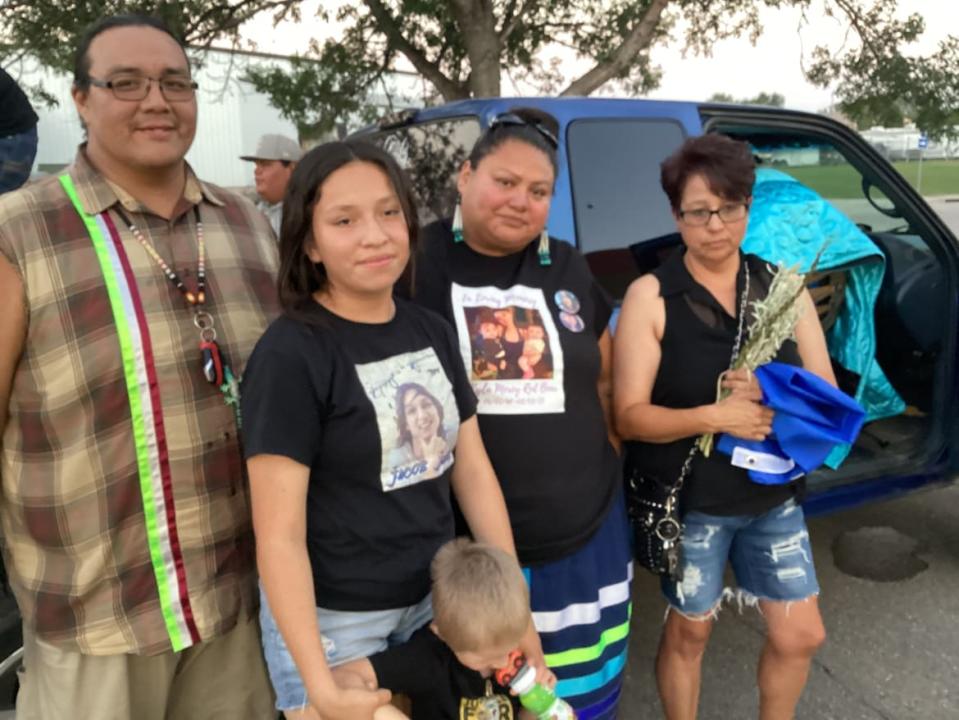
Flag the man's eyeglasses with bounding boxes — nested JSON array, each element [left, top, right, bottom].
[[88, 74, 198, 102], [489, 112, 558, 149], [678, 202, 749, 227]]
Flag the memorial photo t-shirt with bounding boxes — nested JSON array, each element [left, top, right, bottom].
[[408, 223, 621, 564], [242, 299, 476, 609]]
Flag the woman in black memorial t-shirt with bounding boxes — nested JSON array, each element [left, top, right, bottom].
[[406, 109, 631, 719], [614, 134, 836, 720], [241, 141, 540, 720]]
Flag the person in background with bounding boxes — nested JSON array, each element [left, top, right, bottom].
[[0, 14, 278, 719], [240, 132, 302, 236], [404, 107, 630, 719], [0, 66, 39, 193]]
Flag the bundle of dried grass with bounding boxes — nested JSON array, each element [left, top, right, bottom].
[[698, 244, 828, 457]]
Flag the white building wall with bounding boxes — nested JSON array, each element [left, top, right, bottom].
[[861, 126, 959, 161]]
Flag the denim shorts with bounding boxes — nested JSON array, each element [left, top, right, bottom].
[[662, 498, 820, 617], [258, 585, 433, 711]]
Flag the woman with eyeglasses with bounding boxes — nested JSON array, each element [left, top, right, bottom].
[[614, 134, 835, 720], [405, 108, 631, 719]]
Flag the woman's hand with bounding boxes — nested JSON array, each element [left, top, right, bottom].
[[517, 620, 555, 689], [720, 368, 763, 402], [708, 395, 773, 441], [311, 684, 392, 720]]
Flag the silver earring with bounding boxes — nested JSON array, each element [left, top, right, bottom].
[[452, 200, 464, 243], [537, 228, 551, 266]]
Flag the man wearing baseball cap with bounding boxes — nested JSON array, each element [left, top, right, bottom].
[[240, 133, 302, 236]]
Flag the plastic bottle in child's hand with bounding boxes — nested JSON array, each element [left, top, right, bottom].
[[495, 651, 576, 719]]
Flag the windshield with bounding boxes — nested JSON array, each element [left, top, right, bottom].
[[361, 116, 482, 225]]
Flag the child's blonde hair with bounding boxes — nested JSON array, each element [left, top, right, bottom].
[[430, 538, 530, 652]]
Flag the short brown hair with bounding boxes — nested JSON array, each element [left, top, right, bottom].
[[430, 539, 529, 653], [660, 134, 755, 211]]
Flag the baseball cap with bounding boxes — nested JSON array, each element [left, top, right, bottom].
[[240, 134, 303, 162]]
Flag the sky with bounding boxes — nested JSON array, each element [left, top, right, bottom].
[[241, 0, 953, 113], [643, 0, 953, 112]]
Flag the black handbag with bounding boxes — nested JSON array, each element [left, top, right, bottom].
[[625, 260, 752, 582], [625, 445, 696, 582]]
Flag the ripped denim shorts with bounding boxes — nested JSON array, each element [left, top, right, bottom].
[[661, 498, 820, 617]]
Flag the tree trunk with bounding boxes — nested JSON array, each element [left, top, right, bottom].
[[561, 0, 671, 96], [449, 0, 502, 96]]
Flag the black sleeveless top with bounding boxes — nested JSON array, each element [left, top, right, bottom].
[[626, 248, 803, 517]]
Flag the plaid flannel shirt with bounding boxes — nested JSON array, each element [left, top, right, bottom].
[[0, 149, 279, 655]]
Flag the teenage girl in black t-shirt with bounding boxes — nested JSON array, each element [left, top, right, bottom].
[[241, 141, 548, 720]]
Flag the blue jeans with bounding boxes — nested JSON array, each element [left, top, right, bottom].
[[258, 585, 433, 711], [0, 126, 38, 194], [662, 498, 820, 617]]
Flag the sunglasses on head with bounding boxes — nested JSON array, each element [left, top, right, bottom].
[[488, 112, 559, 149]]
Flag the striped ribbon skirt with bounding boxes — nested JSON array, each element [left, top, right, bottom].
[[524, 492, 633, 719]]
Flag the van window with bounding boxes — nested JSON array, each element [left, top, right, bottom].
[[752, 140, 906, 234], [364, 117, 481, 224], [717, 124, 948, 483], [566, 119, 687, 254]]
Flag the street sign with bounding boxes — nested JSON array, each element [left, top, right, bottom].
[[917, 133, 928, 195]]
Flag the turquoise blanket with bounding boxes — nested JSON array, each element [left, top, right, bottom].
[[742, 169, 906, 467]]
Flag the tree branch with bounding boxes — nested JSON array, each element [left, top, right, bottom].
[[498, 0, 533, 44], [182, 0, 293, 42], [498, 0, 519, 40], [362, 0, 468, 99], [828, 0, 887, 69], [561, 0, 671, 96]]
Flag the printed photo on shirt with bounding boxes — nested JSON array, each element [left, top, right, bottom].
[[451, 284, 565, 415], [354, 348, 459, 492], [465, 306, 553, 381]]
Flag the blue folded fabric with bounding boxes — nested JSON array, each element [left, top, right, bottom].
[[716, 362, 867, 485]]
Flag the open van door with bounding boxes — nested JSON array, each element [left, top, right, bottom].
[[701, 108, 959, 510]]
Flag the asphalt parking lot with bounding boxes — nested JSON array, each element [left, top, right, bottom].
[[928, 197, 959, 233], [619, 481, 959, 719]]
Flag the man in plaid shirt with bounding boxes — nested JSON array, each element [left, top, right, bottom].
[[0, 14, 279, 719]]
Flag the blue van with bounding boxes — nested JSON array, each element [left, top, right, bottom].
[[354, 97, 959, 516]]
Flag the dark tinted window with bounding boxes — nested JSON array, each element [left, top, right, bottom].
[[365, 117, 481, 224], [567, 119, 686, 254]]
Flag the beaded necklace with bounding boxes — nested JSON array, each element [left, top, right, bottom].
[[112, 205, 242, 423], [115, 205, 206, 305]]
